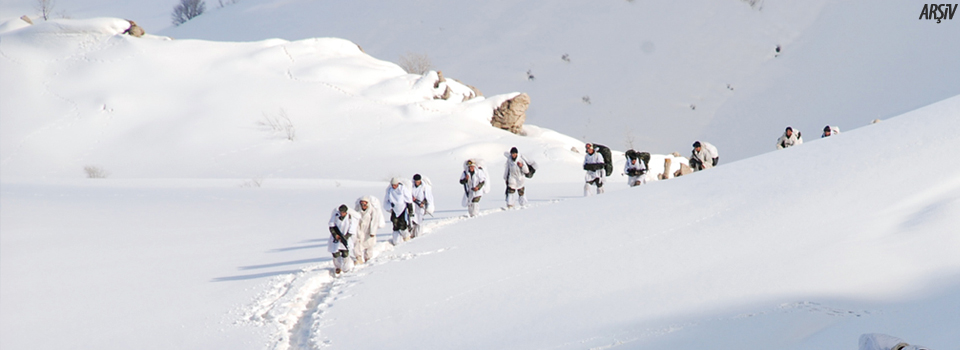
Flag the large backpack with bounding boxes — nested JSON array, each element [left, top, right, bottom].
[[625, 149, 651, 169], [522, 155, 537, 178], [638, 152, 651, 168], [593, 144, 614, 176]]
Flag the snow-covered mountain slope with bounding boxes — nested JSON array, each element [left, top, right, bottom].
[[4, 1, 956, 160], [2, 4, 958, 350], [305, 96, 960, 349], [149, 0, 960, 161], [0, 18, 594, 183]]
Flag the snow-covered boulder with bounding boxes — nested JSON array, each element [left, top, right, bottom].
[[490, 92, 529, 135]]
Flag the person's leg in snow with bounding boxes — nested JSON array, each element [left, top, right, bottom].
[[340, 250, 354, 272], [410, 222, 420, 239], [518, 187, 527, 206], [505, 188, 518, 208], [584, 179, 603, 196], [469, 196, 481, 216], [390, 211, 409, 245]]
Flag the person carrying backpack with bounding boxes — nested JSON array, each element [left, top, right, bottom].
[[353, 195, 384, 265], [410, 174, 434, 238], [583, 143, 606, 196], [690, 141, 719, 171], [503, 147, 535, 208], [384, 177, 414, 245], [624, 150, 647, 187], [328, 204, 358, 275], [821, 125, 840, 138], [777, 126, 803, 149], [460, 159, 489, 217]]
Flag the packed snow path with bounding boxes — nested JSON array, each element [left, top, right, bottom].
[[240, 203, 554, 350]]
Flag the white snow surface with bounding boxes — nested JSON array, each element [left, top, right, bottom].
[[1, 7, 959, 350]]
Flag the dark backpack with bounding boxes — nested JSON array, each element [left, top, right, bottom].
[[638, 152, 651, 168], [525, 162, 536, 178], [593, 144, 614, 176]]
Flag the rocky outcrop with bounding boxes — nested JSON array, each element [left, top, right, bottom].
[[429, 72, 481, 102], [458, 79, 482, 100], [435, 71, 445, 88], [124, 20, 145, 37], [20, 16, 33, 25], [491, 93, 529, 135]]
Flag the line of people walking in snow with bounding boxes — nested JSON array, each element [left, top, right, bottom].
[[328, 124, 841, 274], [325, 146, 537, 275], [326, 173, 435, 275], [583, 124, 840, 192]]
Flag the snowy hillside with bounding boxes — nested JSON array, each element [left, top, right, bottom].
[[154, 0, 959, 161], [288, 96, 960, 349], [5, 0, 956, 161], [2, 2, 959, 350], [0, 17, 596, 184], [3, 94, 958, 350]]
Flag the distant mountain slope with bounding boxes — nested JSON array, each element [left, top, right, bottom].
[[156, 0, 960, 160], [4, 1, 955, 160]]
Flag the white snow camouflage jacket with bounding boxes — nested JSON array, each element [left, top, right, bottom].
[[384, 180, 413, 217], [355, 195, 385, 243], [460, 159, 489, 207], [411, 180, 434, 224], [692, 141, 719, 169], [584, 151, 605, 182], [327, 208, 359, 253], [777, 131, 803, 149], [503, 151, 533, 189]]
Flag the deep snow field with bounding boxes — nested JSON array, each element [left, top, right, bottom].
[[2, 2, 960, 350]]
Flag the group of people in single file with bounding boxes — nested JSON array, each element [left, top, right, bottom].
[[325, 125, 838, 274]]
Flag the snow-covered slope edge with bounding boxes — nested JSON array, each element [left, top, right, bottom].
[[309, 96, 960, 349]]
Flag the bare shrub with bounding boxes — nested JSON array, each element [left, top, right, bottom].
[[240, 178, 263, 188], [172, 0, 206, 26], [83, 165, 110, 178], [398, 53, 433, 75], [35, 0, 55, 20], [624, 129, 636, 150], [216, 0, 240, 8], [257, 109, 295, 141], [741, 0, 763, 9]]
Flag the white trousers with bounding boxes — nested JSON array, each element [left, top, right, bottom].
[[584, 183, 604, 196], [333, 252, 354, 272], [505, 191, 528, 208], [391, 230, 409, 246], [468, 203, 480, 217]]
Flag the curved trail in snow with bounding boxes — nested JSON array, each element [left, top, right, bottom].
[[242, 202, 554, 350]]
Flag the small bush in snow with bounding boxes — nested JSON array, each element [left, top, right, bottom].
[[83, 165, 110, 178], [35, 0, 55, 20], [240, 178, 263, 188], [398, 53, 433, 75], [741, 0, 763, 9], [257, 109, 295, 141], [216, 0, 239, 8], [172, 0, 206, 26]]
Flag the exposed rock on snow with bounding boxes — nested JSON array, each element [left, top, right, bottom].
[[491, 92, 529, 135], [123, 20, 144, 37], [19, 16, 32, 25]]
